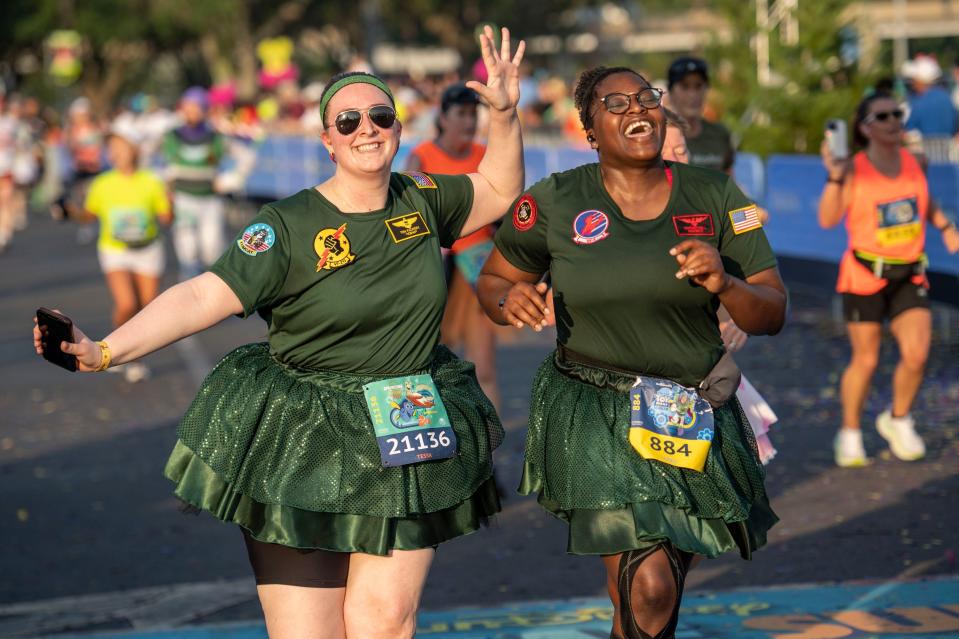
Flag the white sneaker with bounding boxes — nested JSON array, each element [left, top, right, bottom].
[[123, 362, 150, 383], [834, 428, 868, 467], [876, 410, 925, 461]]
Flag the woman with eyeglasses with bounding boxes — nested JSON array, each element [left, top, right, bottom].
[[33, 26, 524, 639], [818, 92, 959, 468], [477, 66, 786, 639]]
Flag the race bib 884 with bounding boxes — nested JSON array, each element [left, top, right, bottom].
[[628, 377, 714, 472]]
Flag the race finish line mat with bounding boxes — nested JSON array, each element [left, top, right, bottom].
[[58, 576, 959, 639]]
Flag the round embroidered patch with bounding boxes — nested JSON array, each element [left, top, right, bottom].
[[513, 194, 538, 231], [237, 223, 275, 256], [572, 210, 610, 245]]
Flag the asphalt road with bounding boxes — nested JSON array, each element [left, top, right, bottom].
[[2, 208, 957, 633]]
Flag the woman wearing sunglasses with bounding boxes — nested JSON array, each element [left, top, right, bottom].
[[478, 66, 786, 639], [34, 26, 524, 639], [819, 92, 959, 468]]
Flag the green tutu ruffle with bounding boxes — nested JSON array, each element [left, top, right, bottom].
[[164, 343, 503, 554], [519, 352, 777, 558]]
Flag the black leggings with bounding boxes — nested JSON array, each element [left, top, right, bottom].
[[242, 530, 350, 588], [615, 543, 694, 639]]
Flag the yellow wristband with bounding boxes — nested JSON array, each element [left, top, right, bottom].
[[94, 340, 112, 372]]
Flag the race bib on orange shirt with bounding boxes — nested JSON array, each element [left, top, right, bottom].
[[875, 196, 921, 247]]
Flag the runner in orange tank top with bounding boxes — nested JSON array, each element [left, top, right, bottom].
[[406, 83, 500, 410], [818, 92, 959, 468]]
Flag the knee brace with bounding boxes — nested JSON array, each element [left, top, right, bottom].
[[617, 543, 693, 639]]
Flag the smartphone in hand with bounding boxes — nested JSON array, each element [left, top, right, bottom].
[[36, 307, 77, 372], [825, 119, 849, 160]]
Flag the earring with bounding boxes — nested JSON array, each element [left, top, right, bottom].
[[329, 151, 336, 163]]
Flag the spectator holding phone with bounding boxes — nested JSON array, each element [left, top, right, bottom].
[[818, 91, 959, 468]]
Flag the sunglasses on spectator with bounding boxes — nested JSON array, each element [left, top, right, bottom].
[[329, 105, 397, 135], [595, 88, 665, 115], [865, 109, 904, 124]]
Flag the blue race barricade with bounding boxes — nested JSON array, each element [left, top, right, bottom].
[[733, 152, 765, 204], [764, 154, 848, 263]]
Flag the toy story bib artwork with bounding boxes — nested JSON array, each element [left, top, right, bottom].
[[628, 377, 714, 471], [362, 374, 457, 467]]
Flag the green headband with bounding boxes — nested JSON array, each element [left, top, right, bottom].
[[319, 75, 395, 124]]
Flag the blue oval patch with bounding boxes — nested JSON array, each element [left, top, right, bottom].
[[572, 210, 610, 245]]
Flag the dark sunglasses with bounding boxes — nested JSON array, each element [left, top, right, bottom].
[[330, 105, 397, 135], [596, 88, 665, 115], [865, 109, 904, 124]]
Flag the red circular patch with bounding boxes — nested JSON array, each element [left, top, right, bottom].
[[513, 194, 538, 231]]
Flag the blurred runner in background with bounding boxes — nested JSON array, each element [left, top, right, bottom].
[[63, 121, 171, 383], [407, 83, 500, 409], [163, 87, 226, 280], [819, 91, 959, 467]]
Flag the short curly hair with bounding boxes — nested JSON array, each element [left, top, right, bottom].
[[573, 66, 649, 131]]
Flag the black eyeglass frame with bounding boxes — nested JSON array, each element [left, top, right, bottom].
[[592, 88, 665, 119], [864, 109, 905, 124], [328, 105, 397, 135]]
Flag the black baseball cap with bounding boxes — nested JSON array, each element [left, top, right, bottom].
[[440, 83, 480, 112], [667, 57, 709, 88]]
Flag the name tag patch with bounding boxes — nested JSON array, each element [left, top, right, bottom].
[[672, 214, 715, 237], [385, 211, 431, 243]]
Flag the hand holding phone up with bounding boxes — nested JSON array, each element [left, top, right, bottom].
[[822, 119, 850, 182]]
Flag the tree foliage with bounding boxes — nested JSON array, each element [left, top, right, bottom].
[[706, 0, 880, 156]]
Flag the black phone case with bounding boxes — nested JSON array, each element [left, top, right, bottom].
[[36, 308, 77, 372]]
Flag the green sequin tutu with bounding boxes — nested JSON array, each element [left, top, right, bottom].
[[519, 352, 777, 558], [164, 343, 503, 555]]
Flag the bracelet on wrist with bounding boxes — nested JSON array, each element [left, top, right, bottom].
[[827, 176, 845, 185], [93, 340, 112, 372]]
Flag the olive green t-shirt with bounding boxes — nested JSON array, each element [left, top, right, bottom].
[[211, 171, 474, 374], [494, 162, 777, 386], [687, 120, 735, 173]]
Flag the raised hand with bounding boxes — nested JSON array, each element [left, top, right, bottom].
[[820, 139, 849, 181], [466, 26, 525, 114]]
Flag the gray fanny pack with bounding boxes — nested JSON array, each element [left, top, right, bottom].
[[696, 351, 741, 409]]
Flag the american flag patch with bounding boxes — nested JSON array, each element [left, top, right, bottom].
[[728, 205, 762, 235], [400, 171, 437, 189]]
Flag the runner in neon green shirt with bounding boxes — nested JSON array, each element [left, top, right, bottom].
[[69, 122, 171, 383]]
